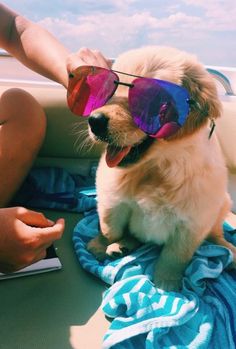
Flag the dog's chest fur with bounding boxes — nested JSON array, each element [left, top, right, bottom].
[[124, 200, 182, 244], [96, 128, 227, 245]]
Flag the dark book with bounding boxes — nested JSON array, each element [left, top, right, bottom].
[[0, 245, 62, 280]]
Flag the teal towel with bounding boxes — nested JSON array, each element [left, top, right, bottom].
[[73, 209, 236, 349], [12, 167, 96, 212], [14, 167, 236, 348]]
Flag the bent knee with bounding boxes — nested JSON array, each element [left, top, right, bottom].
[[0, 88, 46, 136]]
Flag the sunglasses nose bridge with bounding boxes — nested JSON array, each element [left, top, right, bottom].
[[88, 112, 109, 137]]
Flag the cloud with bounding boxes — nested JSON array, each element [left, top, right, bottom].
[[182, 0, 236, 30], [37, 4, 236, 66], [4, 0, 236, 66], [36, 9, 216, 55], [151, 12, 202, 29], [37, 11, 161, 56]]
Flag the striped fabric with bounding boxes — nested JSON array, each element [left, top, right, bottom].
[[14, 167, 236, 348], [12, 167, 97, 212], [73, 209, 236, 349], [13, 168, 236, 349]]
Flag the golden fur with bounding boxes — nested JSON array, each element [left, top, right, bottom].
[[86, 46, 236, 291]]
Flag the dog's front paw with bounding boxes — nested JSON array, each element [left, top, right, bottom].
[[106, 236, 141, 259], [106, 242, 130, 259], [87, 235, 108, 261], [87, 234, 141, 261]]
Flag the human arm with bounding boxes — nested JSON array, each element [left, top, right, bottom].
[[0, 4, 112, 88], [0, 3, 70, 87], [0, 207, 64, 273]]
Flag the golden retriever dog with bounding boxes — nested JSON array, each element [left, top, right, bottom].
[[86, 46, 236, 291]]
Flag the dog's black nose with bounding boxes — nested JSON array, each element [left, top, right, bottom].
[[88, 112, 109, 137]]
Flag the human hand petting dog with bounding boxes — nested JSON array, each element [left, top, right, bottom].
[[0, 207, 64, 273], [66, 47, 112, 81]]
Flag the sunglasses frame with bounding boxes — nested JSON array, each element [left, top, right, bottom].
[[68, 66, 196, 138]]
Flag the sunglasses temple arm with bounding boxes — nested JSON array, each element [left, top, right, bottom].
[[208, 119, 216, 139], [114, 80, 134, 88]]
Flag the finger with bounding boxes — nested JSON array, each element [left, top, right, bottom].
[[107, 58, 114, 69], [30, 249, 47, 265], [91, 50, 112, 69], [14, 249, 47, 271], [67, 47, 94, 72], [67, 53, 86, 73], [80, 48, 111, 68], [34, 218, 65, 245], [15, 207, 54, 228], [0, 249, 46, 273], [75, 47, 97, 64], [0, 261, 18, 274], [67, 48, 111, 72]]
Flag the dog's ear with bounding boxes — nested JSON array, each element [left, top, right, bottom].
[[182, 61, 222, 120]]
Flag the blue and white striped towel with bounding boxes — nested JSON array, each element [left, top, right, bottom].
[[15, 167, 236, 348], [14, 168, 236, 349], [13, 167, 97, 212], [73, 209, 236, 349]]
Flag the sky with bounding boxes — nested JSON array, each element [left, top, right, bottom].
[[2, 0, 236, 67]]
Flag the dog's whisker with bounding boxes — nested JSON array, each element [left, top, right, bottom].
[[70, 122, 86, 136], [74, 136, 92, 153], [71, 126, 96, 153]]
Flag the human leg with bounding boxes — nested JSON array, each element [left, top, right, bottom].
[[0, 88, 46, 206]]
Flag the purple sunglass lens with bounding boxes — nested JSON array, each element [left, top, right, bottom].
[[129, 77, 190, 137]]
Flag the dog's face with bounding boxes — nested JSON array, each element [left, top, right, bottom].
[[88, 46, 221, 168]]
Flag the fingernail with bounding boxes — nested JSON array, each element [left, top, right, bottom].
[[47, 219, 55, 225]]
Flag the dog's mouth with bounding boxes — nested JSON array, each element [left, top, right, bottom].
[[105, 137, 155, 168], [106, 145, 132, 168], [88, 114, 155, 167]]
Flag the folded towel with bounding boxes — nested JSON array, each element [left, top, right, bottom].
[[12, 167, 96, 212], [73, 209, 236, 349]]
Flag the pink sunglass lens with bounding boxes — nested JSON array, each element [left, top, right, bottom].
[[67, 66, 118, 116]]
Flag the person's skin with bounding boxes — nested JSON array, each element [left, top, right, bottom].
[[0, 3, 111, 273]]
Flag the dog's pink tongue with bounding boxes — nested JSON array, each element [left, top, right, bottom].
[[106, 145, 131, 168]]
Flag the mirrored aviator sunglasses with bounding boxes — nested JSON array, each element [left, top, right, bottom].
[[67, 65, 191, 139]]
